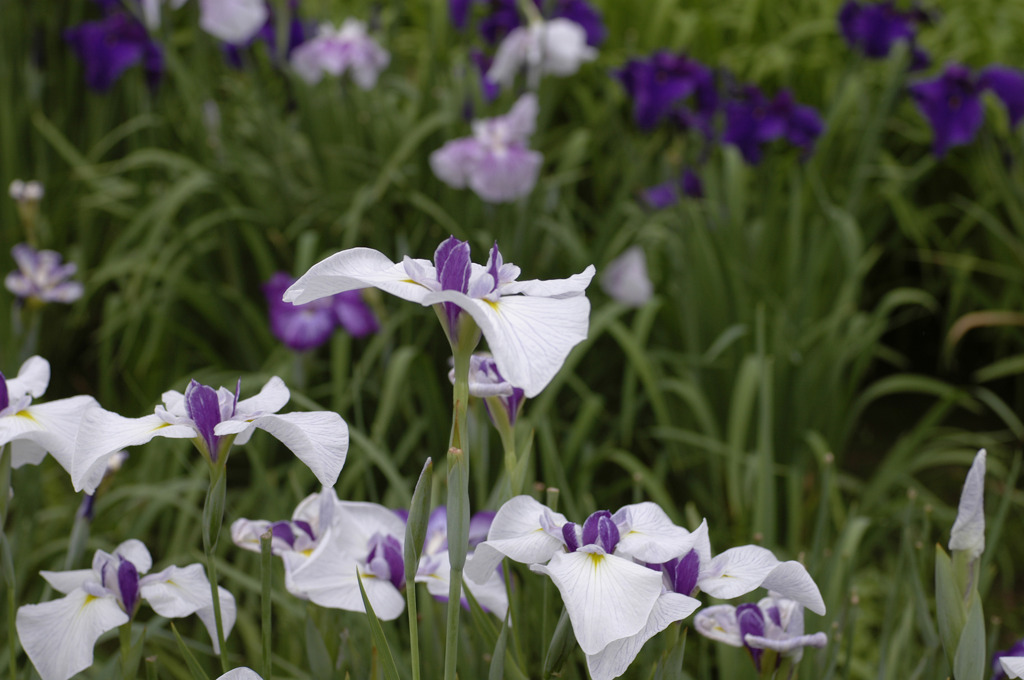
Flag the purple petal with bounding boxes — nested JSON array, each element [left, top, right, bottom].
[[0, 371, 7, 412], [367, 533, 405, 590], [562, 522, 580, 552], [553, 0, 607, 46], [980, 66, 1024, 127], [581, 510, 619, 553], [430, 138, 483, 189], [65, 13, 163, 91], [839, 1, 917, 59], [184, 380, 223, 460], [264, 272, 338, 350], [670, 549, 701, 596], [736, 603, 766, 669], [468, 510, 496, 548], [910, 64, 985, 156], [117, 557, 140, 615], [271, 521, 297, 548], [641, 180, 679, 209], [434, 237, 472, 336], [332, 290, 379, 338]]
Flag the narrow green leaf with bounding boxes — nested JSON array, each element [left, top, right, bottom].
[[953, 595, 985, 680], [304, 609, 334, 680], [356, 572, 402, 680], [488, 612, 510, 680], [169, 623, 211, 680], [542, 609, 575, 680], [935, 545, 966, 670]]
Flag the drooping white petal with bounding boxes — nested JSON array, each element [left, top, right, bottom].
[[1001, 657, 1024, 679], [283, 248, 431, 306], [465, 495, 566, 583], [10, 439, 47, 467], [332, 501, 408, 547], [500, 264, 596, 298], [539, 19, 597, 77], [73, 410, 196, 493], [16, 590, 129, 680], [40, 570, 97, 595], [230, 519, 276, 554], [216, 669, 264, 680], [420, 291, 591, 398], [949, 449, 986, 561], [531, 548, 664, 655], [5, 356, 50, 399], [585, 592, 701, 680], [693, 605, 743, 646], [486, 27, 534, 88], [198, 0, 268, 45], [140, 564, 236, 652], [612, 502, 697, 563], [5, 395, 97, 471], [233, 377, 290, 418], [699, 545, 825, 615], [745, 631, 828, 655], [417, 549, 509, 620], [241, 411, 349, 487]]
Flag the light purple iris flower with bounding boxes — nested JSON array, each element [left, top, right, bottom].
[[5, 244, 84, 305], [600, 246, 653, 308], [263, 271, 378, 351], [283, 236, 595, 398], [16, 539, 236, 680], [694, 594, 827, 673], [72, 376, 348, 493], [466, 496, 702, 680], [430, 93, 543, 204], [290, 19, 390, 88]]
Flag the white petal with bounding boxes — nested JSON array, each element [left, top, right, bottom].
[[332, 501, 407, 543], [693, 605, 743, 646], [531, 549, 663, 655], [233, 376, 290, 418], [612, 502, 696, 563], [486, 28, 532, 88], [539, 19, 597, 77], [230, 518, 275, 554], [284, 248, 430, 306], [246, 411, 348, 487], [699, 544, 825, 614], [420, 291, 591, 398], [585, 592, 701, 680], [40, 570, 97, 595], [10, 439, 47, 467], [216, 670, 264, 680], [745, 631, 828, 655], [465, 495, 566, 583], [500, 264, 596, 298], [417, 550, 509, 620], [198, 0, 268, 45], [16, 590, 128, 680], [430, 138, 483, 189], [601, 246, 653, 308], [73, 409, 195, 493], [140, 564, 236, 652], [1002, 657, 1024, 679], [502, 93, 540, 143], [3, 396, 97, 469], [949, 449, 986, 560], [5, 356, 50, 399], [114, 539, 153, 575]]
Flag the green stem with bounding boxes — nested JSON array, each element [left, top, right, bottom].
[[202, 465, 229, 672], [406, 579, 420, 680], [260, 529, 273, 680], [1, 444, 15, 680], [444, 348, 472, 680], [119, 622, 134, 680]]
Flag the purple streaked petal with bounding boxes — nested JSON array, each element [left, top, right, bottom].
[[271, 522, 297, 547], [184, 380, 223, 460], [672, 549, 701, 596], [736, 603, 766, 668], [0, 372, 7, 413], [367, 533, 405, 590], [562, 522, 580, 552], [117, 557, 140, 615]]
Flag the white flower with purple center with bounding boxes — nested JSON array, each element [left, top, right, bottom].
[[1, 356, 97, 478], [231, 486, 338, 598], [449, 353, 526, 425], [290, 19, 390, 88], [285, 236, 593, 398], [5, 243, 84, 305], [415, 506, 508, 619], [430, 93, 543, 204], [72, 376, 348, 494], [466, 496, 701, 679], [286, 500, 409, 620], [694, 594, 827, 673], [16, 539, 236, 680], [487, 18, 597, 89]]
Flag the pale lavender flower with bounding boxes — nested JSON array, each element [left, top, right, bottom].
[[430, 93, 543, 203], [5, 244, 84, 305], [601, 246, 653, 307], [197, 0, 268, 44], [8, 180, 44, 203], [448, 353, 525, 425], [290, 19, 390, 88]]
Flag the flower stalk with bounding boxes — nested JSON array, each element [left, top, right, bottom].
[[203, 461, 230, 672], [444, 343, 472, 680]]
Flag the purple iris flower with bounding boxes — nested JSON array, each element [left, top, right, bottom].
[[838, 1, 924, 59], [4, 244, 84, 305], [224, 5, 312, 68], [263, 271, 378, 351], [910, 64, 1023, 157], [470, 50, 501, 102], [723, 86, 824, 164], [464, 0, 606, 47], [641, 168, 704, 209], [616, 52, 716, 130], [65, 11, 163, 91]]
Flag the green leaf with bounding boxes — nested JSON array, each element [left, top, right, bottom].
[[542, 609, 576, 680], [169, 623, 211, 680], [404, 458, 434, 584], [953, 595, 985, 680], [935, 545, 966, 671], [488, 612, 511, 680], [304, 610, 334, 680], [356, 571, 402, 680]]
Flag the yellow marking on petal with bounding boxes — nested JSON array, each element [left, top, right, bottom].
[[151, 422, 172, 430], [15, 410, 36, 422], [83, 594, 97, 606], [301, 549, 314, 557], [484, 299, 500, 311], [588, 553, 605, 571], [402, 279, 429, 288]]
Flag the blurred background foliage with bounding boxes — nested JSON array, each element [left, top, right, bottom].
[[2, 0, 1024, 678]]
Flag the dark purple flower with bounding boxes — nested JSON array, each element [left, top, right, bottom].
[[736, 603, 768, 670], [470, 50, 501, 102], [552, 0, 606, 46], [909, 64, 985, 156], [617, 52, 715, 130], [264, 272, 378, 351], [839, 1, 921, 59], [451, 0, 477, 30], [979, 65, 1024, 127], [479, 0, 521, 44], [723, 87, 823, 164], [65, 12, 163, 91], [641, 168, 704, 209], [993, 639, 1024, 680]]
